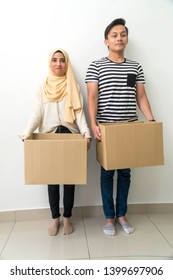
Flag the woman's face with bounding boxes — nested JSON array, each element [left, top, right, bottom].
[[50, 52, 67, 76]]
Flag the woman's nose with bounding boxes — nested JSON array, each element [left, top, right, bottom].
[[56, 59, 61, 65]]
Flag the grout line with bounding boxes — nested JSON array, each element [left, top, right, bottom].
[[82, 208, 91, 260], [0, 221, 16, 257]]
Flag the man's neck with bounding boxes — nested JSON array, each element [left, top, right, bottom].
[[107, 51, 125, 63]]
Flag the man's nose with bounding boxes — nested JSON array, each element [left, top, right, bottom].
[[117, 35, 122, 40]]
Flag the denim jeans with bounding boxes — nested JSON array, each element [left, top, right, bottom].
[[48, 125, 75, 219], [100, 166, 131, 219]]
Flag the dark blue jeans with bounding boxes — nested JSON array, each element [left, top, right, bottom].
[[48, 125, 75, 219], [100, 166, 131, 219]]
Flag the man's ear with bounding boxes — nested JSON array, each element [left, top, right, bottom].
[[104, 39, 109, 47]]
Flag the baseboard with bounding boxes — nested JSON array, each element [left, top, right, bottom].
[[0, 203, 173, 222]]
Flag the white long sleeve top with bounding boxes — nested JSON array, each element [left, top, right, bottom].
[[21, 84, 91, 139]]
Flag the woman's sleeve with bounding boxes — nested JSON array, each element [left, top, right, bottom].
[[20, 86, 43, 140]]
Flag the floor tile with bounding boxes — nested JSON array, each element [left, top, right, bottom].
[[148, 214, 173, 248], [92, 256, 173, 260], [0, 222, 14, 255], [1, 213, 173, 260], [1, 218, 89, 260], [84, 215, 173, 259]]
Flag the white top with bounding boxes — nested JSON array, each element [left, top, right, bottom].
[[21, 84, 91, 139]]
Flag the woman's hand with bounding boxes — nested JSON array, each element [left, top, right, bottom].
[[87, 138, 92, 150]]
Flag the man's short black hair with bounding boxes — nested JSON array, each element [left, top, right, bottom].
[[104, 18, 128, 39]]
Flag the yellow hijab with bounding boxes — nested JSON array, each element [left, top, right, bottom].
[[43, 48, 81, 123]]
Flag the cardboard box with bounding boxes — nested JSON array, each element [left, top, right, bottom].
[[24, 133, 87, 184], [96, 122, 164, 170]]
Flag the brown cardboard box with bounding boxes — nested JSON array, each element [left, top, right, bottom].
[[24, 133, 87, 184], [96, 122, 164, 170]]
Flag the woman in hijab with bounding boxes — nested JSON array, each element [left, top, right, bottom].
[[20, 48, 91, 236]]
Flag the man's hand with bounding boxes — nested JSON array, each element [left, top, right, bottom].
[[92, 125, 101, 141]]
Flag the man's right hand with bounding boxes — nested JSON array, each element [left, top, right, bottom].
[[92, 125, 101, 141]]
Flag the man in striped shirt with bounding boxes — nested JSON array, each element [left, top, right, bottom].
[[85, 18, 155, 236]]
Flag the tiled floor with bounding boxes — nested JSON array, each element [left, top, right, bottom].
[[0, 211, 173, 260]]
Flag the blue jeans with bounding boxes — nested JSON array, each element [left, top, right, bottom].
[[100, 166, 131, 219]]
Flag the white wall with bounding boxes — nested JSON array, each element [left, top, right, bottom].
[[0, 0, 173, 212]]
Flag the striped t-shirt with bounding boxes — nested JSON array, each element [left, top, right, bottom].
[[85, 57, 145, 123]]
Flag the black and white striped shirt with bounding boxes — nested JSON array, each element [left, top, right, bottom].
[[85, 57, 145, 123]]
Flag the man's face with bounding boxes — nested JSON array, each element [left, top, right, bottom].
[[105, 25, 128, 52]]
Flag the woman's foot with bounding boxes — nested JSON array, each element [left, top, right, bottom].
[[48, 218, 60, 236], [63, 218, 74, 235], [117, 216, 134, 234], [103, 219, 116, 236]]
